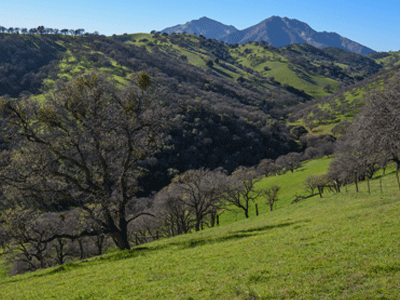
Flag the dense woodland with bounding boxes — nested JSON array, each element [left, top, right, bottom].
[[0, 28, 399, 276]]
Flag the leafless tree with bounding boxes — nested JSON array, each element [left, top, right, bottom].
[[224, 166, 262, 218], [264, 185, 280, 211], [257, 158, 283, 176], [276, 152, 302, 173], [169, 168, 229, 231], [350, 74, 400, 173], [303, 174, 327, 197], [154, 186, 195, 237], [0, 72, 170, 251]]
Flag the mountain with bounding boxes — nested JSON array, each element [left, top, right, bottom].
[[161, 16, 238, 40], [162, 16, 375, 55], [222, 16, 375, 55]]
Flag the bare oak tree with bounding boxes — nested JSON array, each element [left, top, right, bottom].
[[169, 168, 229, 231], [350, 74, 400, 173], [264, 185, 280, 211], [224, 166, 262, 218], [0, 72, 170, 250], [276, 152, 302, 173]]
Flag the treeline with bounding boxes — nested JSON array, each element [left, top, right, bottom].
[[0, 25, 96, 36]]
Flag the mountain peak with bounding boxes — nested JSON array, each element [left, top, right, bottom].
[[161, 16, 238, 40]]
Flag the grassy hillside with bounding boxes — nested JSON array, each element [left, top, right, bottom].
[[229, 43, 340, 99], [1, 157, 400, 299], [289, 64, 400, 136], [115, 33, 383, 101], [367, 50, 400, 69]]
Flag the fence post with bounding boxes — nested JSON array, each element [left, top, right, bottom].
[[216, 215, 219, 226], [355, 172, 359, 193], [255, 204, 259, 216]]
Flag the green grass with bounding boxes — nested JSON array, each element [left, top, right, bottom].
[[229, 44, 341, 99], [220, 157, 331, 224], [374, 51, 400, 69], [291, 68, 398, 136], [1, 157, 400, 299]]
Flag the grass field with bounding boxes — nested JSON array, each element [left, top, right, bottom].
[[1, 157, 399, 299]]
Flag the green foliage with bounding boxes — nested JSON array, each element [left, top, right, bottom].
[[37, 107, 60, 128], [136, 72, 152, 91]]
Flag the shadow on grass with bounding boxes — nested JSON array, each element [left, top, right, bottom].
[[91, 220, 309, 265], [0, 220, 311, 282], [211, 67, 233, 78]]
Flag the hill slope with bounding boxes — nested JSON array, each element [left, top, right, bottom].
[[288, 64, 400, 135], [1, 157, 399, 299]]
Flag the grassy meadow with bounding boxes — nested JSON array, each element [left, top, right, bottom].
[[1, 157, 399, 299]]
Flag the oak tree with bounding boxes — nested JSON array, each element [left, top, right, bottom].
[[0, 72, 170, 250]]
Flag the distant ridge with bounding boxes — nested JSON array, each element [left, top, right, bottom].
[[161, 16, 375, 55], [161, 16, 238, 40]]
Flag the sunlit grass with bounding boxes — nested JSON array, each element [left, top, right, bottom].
[[1, 157, 399, 299]]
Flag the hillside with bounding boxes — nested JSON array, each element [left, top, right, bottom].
[[114, 32, 382, 100], [1, 157, 400, 299], [0, 32, 394, 195], [288, 64, 400, 136]]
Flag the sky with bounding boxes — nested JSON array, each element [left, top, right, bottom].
[[1, 0, 399, 52]]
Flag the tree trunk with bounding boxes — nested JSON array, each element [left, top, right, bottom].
[[110, 230, 130, 250], [195, 221, 200, 232], [210, 211, 215, 227]]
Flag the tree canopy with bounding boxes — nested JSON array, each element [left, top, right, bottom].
[[0, 73, 170, 250]]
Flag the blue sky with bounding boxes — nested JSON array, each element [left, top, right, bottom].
[[1, 0, 399, 52]]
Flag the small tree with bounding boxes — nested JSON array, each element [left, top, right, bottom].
[[224, 166, 262, 218], [323, 84, 332, 93], [276, 152, 301, 173], [154, 186, 195, 236], [206, 60, 214, 68], [264, 185, 280, 211], [304, 175, 327, 197], [170, 168, 229, 231]]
